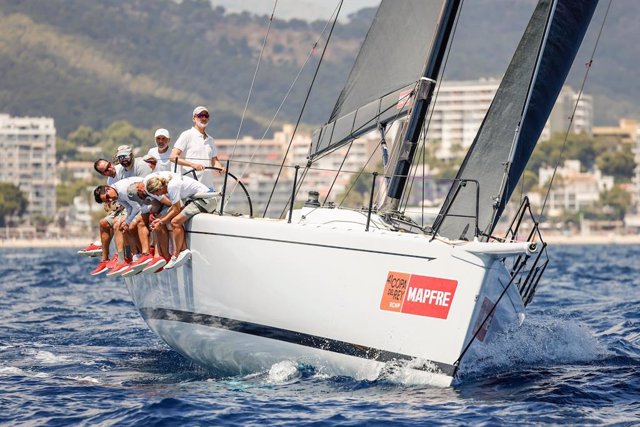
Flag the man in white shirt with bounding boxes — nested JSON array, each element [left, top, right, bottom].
[[146, 173, 218, 269], [170, 106, 225, 190], [93, 176, 146, 277], [147, 128, 173, 172]]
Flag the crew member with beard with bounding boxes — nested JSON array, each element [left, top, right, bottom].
[[147, 128, 172, 172], [170, 106, 224, 190]]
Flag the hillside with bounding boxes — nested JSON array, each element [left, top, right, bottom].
[[0, 0, 638, 139]]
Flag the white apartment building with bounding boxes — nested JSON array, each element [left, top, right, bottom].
[[0, 114, 57, 219], [428, 79, 593, 161], [536, 159, 613, 216]]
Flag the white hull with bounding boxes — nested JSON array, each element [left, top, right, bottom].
[[126, 208, 529, 386]]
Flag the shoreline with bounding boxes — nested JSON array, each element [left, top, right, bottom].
[[0, 237, 91, 249], [0, 234, 639, 249]]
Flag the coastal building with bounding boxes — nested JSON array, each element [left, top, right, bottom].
[[0, 113, 57, 219], [427, 80, 593, 160], [536, 159, 613, 216], [593, 119, 640, 210], [215, 125, 380, 212]]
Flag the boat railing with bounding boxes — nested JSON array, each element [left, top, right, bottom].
[[500, 196, 549, 307], [180, 164, 254, 218]]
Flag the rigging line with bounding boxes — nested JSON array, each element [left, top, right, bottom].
[[539, 0, 612, 219], [227, 4, 344, 200], [277, 163, 312, 219], [263, 0, 344, 218], [338, 143, 381, 207], [322, 141, 354, 205], [230, 0, 278, 162]]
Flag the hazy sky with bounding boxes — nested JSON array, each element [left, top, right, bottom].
[[209, 0, 381, 21]]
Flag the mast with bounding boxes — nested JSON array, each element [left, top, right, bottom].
[[381, 0, 461, 212]]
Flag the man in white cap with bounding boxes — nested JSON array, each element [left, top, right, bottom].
[[170, 106, 224, 190], [88, 145, 152, 275], [147, 128, 172, 172], [115, 144, 152, 178]]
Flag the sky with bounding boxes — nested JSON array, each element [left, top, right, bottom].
[[208, 0, 381, 22]]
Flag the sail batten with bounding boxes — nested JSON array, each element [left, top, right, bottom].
[[434, 0, 599, 241], [309, 0, 448, 160]]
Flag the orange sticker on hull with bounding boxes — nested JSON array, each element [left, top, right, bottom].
[[380, 271, 458, 319], [380, 271, 411, 312]]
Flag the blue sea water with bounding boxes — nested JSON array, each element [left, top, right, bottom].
[[0, 245, 639, 425]]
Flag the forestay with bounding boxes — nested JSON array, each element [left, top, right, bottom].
[[309, 0, 447, 160], [434, 0, 599, 241]]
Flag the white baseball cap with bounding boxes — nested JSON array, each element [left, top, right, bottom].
[[193, 106, 209, 116], [116, 145, 133, 157], [154, 128, 170, 138]]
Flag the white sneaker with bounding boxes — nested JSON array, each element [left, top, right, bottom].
[[164, 256, 178, 270], [172, 249, 192, 269]]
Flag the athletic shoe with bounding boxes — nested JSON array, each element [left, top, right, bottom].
[[78, 242, 102, 257], [106, 260, 131, 278], [164, 255, 178, 270], [120, 254, 154, 277], [142, 256, 167, 274], [90, 260, 109, 276], [106, 254, 118, 270], [171, 249, 192, 269]]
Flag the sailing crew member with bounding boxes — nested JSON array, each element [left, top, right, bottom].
[[146, 128, 172, 172], [170, 106, 225, 190], [89, 146, 152, 275], [87, 158, 125, 275], [145, 173, 218, 270], [115, 144, 152, 178], [93, 176, 151, 277], [117, 178, 173, 276]]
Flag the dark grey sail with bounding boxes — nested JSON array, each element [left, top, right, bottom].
[[434, 0, 598, 241], [309, 0, 447, 160]]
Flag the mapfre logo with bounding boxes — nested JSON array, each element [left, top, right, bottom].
[[380, 271, 458, 319]]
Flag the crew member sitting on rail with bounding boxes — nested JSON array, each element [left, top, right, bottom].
[[145, 173, 218, 270]]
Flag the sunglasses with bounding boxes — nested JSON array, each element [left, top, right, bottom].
[[117, 154, 130, 161], [196, 112, 209, 119]]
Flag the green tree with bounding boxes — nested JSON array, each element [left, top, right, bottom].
[[56, 137, 77, 162], [599, 185, 631, 220], [596, 147, 635, 182], [56, 179, 98, 208], [100, 121, 150, 157], [0, 182, 28, 226]]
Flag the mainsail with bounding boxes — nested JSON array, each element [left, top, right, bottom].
[[309, 0, 448, 160], [434, 0, 599, 241]]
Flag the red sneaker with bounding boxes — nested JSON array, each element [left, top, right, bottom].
[[106, 254, 118, 270], [79, 242, 102, 257], [106, 260, 131, 278], [121, 254, 154, 277], [142, 256, 167, 274], [90, 260, 109, 276]]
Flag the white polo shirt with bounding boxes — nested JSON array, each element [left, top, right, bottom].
[[112, 176, 144, 224], [147, 147, 173, 172], [174, 127, 218, 190]]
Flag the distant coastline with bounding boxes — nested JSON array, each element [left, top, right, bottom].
[[1, 234, 639, 249], [0, 237, 90, 249]]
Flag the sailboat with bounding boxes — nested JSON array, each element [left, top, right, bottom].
[[125, 0, 598, 386]]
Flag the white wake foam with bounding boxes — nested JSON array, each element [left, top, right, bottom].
[[458, 316, 607, 379], [266, 360, 301, 384], [0, 366, 24, 376], [32, 350, 71, 364]]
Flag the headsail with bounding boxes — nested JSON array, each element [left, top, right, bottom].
[[309, 0, 448, 160], [433, 0, 599, 241]]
